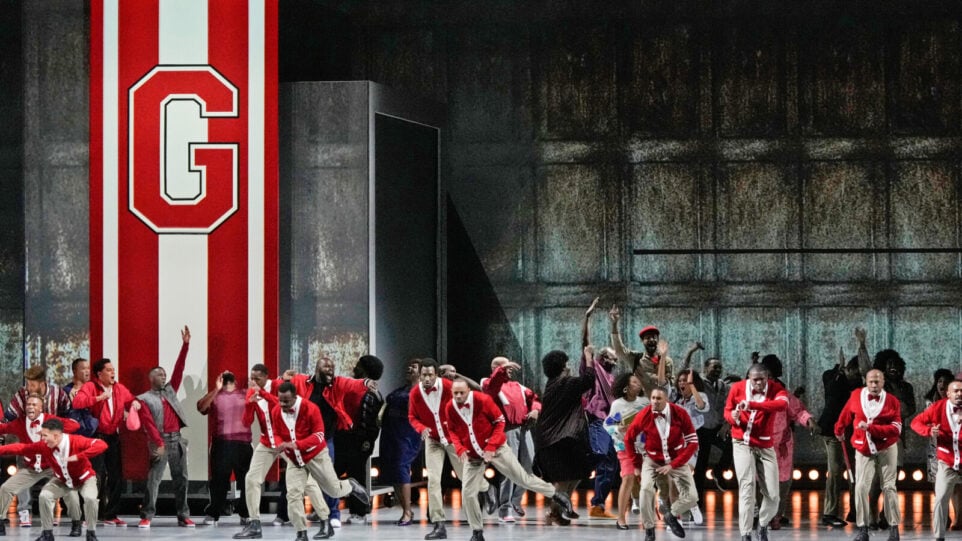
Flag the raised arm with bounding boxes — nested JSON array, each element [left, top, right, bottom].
[[680, 342, 704, 372], [196, 372, 224, 415], [170, 326, 190, 393], [608, 305, 630, 368], [855, 327, 872, 376], [583, 297, 599, 349]]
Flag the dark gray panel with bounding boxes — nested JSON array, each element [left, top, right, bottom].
[[362, 29, 448, 103], [893, 21, 961, 135], [621, 24, 699, 137], [716, 26, 786, 137], [890, 161, 959, 280], [802, 162, 880, 281]]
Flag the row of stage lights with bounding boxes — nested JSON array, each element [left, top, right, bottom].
[[364, 466, 928, 484]]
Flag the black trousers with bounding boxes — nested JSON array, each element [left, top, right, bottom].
[[90, 432, 122, 520], [694, 426, 734, 500], [205, 439, 254, 519], [333, 432, 373, 515]]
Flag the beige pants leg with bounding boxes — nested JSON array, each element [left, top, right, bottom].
[[304, 476, 325, 520], [39, 478, 82, 532], [935, 462, 962, 539], [286, 454, 336, 533], [489, 444, 555, 496], [733, 441, 779, 535], [877, 445, 900, 526], [77, 478, 98, 532], [0, 469, 50, 520], [286, 463, 311, 533], [245, 443, 276, 521], [639, 457, 660, 529], [855, 446, 900, 527], [667, 464, 698, 518], [461, 459, 486, 531], [425, 439, 448, 522], [445, 444, 490, 493]]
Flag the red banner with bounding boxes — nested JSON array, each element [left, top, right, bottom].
[[89, 0, 278, 397]]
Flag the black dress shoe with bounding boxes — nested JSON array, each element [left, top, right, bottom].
[[34, 531, 54, 541], [0, 519, 5, 535], [887, 526, 899, 541], [854, 526, 870, 541], [69, 520, 83, 537], [313, 519, 334, 539], [758, 526, 769, 541], [820, 516, 847, 527], [85, 532, 98, 541], [646, 529, 656, 541], [659, 501, 685, 538], [616, 522, 630, 531], [295, 531, 309, 541], [740, 536, 751, 541], [469, 530, 484, 541], [233, 519, 263, 539], [424, 522, 446, 540], [551, 492, 575, 519]]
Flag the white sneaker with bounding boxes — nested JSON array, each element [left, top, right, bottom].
[[631, 498, 640, 515], [691, 506, 703, 526], [344, 514, 366, 525], [330, 518, 341, 529], [203, 516, 218, 526], [19, 510, 31, 527], [498, 511, 516, 524], [272, 516, 290, 526]]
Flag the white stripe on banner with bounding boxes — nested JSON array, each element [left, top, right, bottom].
[[248, 0, 265, 369], [158, 0, 208, 389], [102, 0, 119, 366]]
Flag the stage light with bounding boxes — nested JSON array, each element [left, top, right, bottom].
[[722, 470, 734, 480], [370, 466, 379, 479], [5, 465, 14, 476], [842, 471, 849, 480], [898, 470, 906, 481], [484, 468, 495, 479], [808, 469, 819, 481], [422, 468, 428, 477], [792, 469, 802, 480], [705, 470, 714, 480], [912, 470, 924, 482], [451, 470, 458, 479]]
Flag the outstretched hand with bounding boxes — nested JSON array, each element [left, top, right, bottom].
[[586, 297, 600, 318], [181, 325, 191, 344]]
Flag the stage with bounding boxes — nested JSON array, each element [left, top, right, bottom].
[[0, 489, 945, 541]]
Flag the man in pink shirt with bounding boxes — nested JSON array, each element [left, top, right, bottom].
[[198, 370, 253, 525]]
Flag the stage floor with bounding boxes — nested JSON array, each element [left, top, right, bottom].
[[1, 489, 944, 540]]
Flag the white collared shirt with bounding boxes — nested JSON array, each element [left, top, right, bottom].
[[420, 380, 448, 445], [54, 435, 72, 488], [281, 397, 305, 466], [653, 406, 672, 461], [455, 394, 486, 457], [860, 388, 886, 455], [27, 414, 43, 472]]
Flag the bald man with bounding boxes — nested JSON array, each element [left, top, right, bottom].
[[836, 369, 902, 541], [481, 357, 540, 522], [912, 380, 962, 541]]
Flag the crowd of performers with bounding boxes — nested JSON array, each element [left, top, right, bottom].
[[0, 301, 959, 541]]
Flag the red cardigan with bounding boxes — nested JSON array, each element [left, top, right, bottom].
[[72, 380, 136, 435], [0, 415, 79, 471], [286, 374, 368, 431], [270, 396, 328, 466], [624, 403, 698, 469], [244, 388, 282, 448], [0, 434, 106, 486], [911, 398, 962, 469], [444, 391, 506, 459], [724, 380, 789, 448], [834, 388, 901, 456], [408, 378, 455, 444]]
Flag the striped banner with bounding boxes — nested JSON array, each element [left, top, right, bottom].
[[89, 0, 278, 403]]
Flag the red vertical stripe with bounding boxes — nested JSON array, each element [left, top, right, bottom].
[[89, 0, 104, 360], [207, 0, 250, 389], [117, 0, 160, 394], [264, 0, 279, 378]]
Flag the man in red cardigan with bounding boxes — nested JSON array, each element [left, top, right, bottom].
[[0, 418, 107, 541], [724, 364, 788, 541], [272, 382, 368, 541], [624, 386, 699, 541], [408, 359, 494, 541], [0, 396, 82, 536], [446, 380, 573, 541], [837, 369, 902, 541], [912, 379, 962, 541]]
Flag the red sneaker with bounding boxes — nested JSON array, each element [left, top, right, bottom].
[[103, 518, 127, 527], [178, 518, 196, 528], [138, 519, 150, 529]]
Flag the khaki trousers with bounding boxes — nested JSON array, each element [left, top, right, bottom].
[[640, 456, 697, 529], [246, 443, 323, 521], [285, 450, 350, 532], [461, 444, 555, 530], [0, 468, 79, 525], [854, 445, 900, 527], [934, 462, 962, 539], [425, 439, 489, 523], [40, 477, 97, 532], [733, 441, 778, 535]]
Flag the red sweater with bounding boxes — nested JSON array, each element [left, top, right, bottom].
[[270, 396, 328, 467], [287, 374, 368, 431], [244, 387, 282, 449], [444, 391, 507, 459], [408, 378, 455, 444], [0, 434, 106, 487], [481, 367, 541, 428], [624, 403, 699, 469], [72, 380, 135, 436], [724, 380, 789, 448], [835, 388, 901, 456], [911, 398, 962, 469], [0, 415, 79, 471]]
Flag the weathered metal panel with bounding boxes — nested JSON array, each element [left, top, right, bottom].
[[630, 164, 706, 283], [718, 307, 800, 374], [890, 161, 959, 280], [716, 163, 800, 281], [621, 23, 699, 137], [534, 25, 617, 139], [802, 162, 880, 281], [801, 22, 886, 135], [892, 21, 961, 135], [537, 165, 610, 283], [716, 26, 787, 137]]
